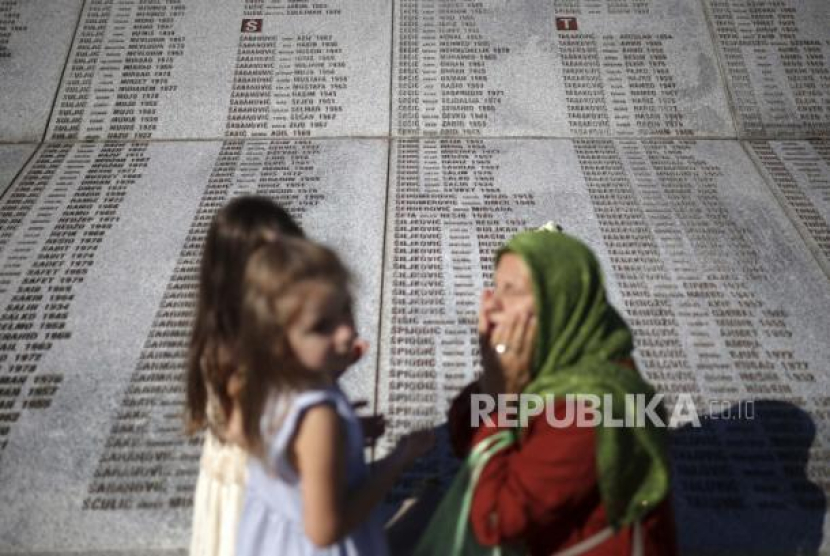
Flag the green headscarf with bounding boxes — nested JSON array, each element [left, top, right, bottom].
[[499, 228, 670, 528]]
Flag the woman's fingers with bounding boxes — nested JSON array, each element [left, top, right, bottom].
[[490, 310, 513, 348], [497, 312, 534, 394], [507, 311, 526, 350], [491, 310, 530, 352], [489, 322, 504, 348], [518, 315, 537, 361], [512, 312, 535, 357]]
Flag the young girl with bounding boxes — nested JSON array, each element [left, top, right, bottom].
[[185, 196, 303, 556], [235, 237, 434, 555]]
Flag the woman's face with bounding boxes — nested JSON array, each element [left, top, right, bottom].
[[477, 252, 536, 395], [490, 253, 535, 323]]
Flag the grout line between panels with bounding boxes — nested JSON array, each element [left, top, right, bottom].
[[698, 0, 743, 139], [368, 0, 399, 463]]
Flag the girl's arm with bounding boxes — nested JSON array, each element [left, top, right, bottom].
[[292, 404, 345, 547], [293, 404, 431, 547]]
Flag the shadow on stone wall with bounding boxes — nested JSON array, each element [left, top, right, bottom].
[[671, 400, 826, 555], [384, 423, 453, 556]]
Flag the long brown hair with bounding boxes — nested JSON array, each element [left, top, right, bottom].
[[185, 196, 303, 435], [237, 237, 350, 455]]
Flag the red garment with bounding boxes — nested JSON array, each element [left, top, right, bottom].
[[448, 382, 678, 556]]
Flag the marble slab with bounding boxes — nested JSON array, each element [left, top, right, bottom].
[[44, 0, 391, 141], [0, 139, 387, 553], [0, 144, 37, 198], [392, 0, 735, 138], [705, 0, 830, 138], [379, 138, 830, 555], [745, 140, 830, 277], [0, 0, 83, 142]]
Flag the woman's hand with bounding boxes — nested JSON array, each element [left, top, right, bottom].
[[477, 289, 536, 396], [492, 310, 536, 395]]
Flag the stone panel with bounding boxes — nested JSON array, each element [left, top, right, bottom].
[[393, 0, 735, 137], [379, 138, 830, 554], [746, 140, 830, 275], [45, 0, 391, 141], [706, 0, 830, 137], [0, 139, 387, 553], [0, 0, 83, 142], [0, 144, 37, 198]]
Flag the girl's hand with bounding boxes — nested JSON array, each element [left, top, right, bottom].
[[350, 400, 387, 446], [393, 429, 435, 467], [359, 414, 386, 446]]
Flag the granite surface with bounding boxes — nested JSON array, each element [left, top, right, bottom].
[[0, 144, 37, 197], [0, 0, 83, 142], [393, 0, 736, 137], [0, 139, 386, 553], [0, 0, 829, 554], [379, 137, 830, 554], [43, 0, 391, 141], [745, 140, 830, 275], [705, 0, 830, 138]]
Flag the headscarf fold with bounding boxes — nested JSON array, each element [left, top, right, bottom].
[[497, 228, 670, 527]]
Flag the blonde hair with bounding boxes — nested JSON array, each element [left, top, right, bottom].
[[236, 237, 351, 455]]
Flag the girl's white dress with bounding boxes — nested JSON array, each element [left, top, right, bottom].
[[189, 428, 248, 556], [237, 386, 389, 556]]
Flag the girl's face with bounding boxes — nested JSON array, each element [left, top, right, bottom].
[[286, 280, 356, 378]]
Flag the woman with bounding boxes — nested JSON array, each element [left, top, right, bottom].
[[417, 227, 677, 555]]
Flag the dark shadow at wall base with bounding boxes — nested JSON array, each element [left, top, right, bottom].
[[671, 400, 826, 556], [383, 423, 455, 556]]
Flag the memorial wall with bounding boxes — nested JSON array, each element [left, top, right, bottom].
[[0, 0, 828, 554]]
